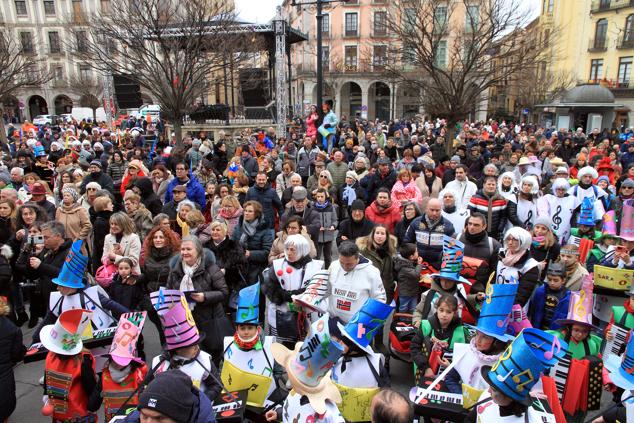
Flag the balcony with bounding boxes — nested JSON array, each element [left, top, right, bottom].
[[52, 79, 67, 88], [588, 38, 608, 52], [618, 38, 634, 49], [72, 11, 88, 24], [591, 0, 634, 13]]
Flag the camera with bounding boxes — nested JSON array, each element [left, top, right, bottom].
[[27, 234, 44, 245]]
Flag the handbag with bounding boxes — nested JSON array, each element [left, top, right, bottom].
[[95, 262, 117, 288], [275, 309, 302, 344], [199, 314, 234, 352]]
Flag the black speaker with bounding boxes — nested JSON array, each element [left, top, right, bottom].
[[113, 74, 143, 109]]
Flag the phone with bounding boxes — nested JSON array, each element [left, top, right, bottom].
[[113, 243, 121, 250], [184, 291, 199, 303], [27, 235, 44, 245]]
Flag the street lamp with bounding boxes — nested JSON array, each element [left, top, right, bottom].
[[290, 0, 349, 112]]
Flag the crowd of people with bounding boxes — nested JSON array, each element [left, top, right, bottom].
[[0, 104, 633, 423]]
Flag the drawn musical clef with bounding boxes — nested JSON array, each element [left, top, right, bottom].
[[575, 290, 587, 320], [524, 210, 533, 228], [552, 205, 563, 230]]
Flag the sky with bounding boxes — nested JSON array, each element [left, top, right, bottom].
[[235, 0, 542, 24]]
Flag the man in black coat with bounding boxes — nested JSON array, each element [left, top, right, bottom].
[[336, 199, 374, 245], [132, 177, 163, 216], [360, 157, 397, 204], [79, 160, 114, 194], [245, 172, 283, 229]]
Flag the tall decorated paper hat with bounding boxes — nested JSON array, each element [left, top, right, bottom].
[[604, 329, 634, 389], [108, 312, 147, 366], [271, 314, 344, 414], [555, 275, 599, 331], [577, 196, 595, 226], [475, 280, 518, 342], [40, 309, 93, 356], [292, 270, 329, 313], [52, 240, 88, 289], [338, 298, 395, 354], [430, 235, 471, 285], [34, 144, 46, 157], [150, 288, 201, 350], [602, 210, 617, 237], [482, 328, 568, 405], [236, 282, 260, 325], [620, 199, 634, 241]]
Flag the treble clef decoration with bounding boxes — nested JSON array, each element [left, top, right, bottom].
[[524, 210, 533, 229], [552, 205, 563, 230]]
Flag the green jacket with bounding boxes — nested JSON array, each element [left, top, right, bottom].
[[549, 330, 602, 360]]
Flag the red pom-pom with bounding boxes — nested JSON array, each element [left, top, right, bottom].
[[276, 269, 283, 276], [286, 267, 293, 274], [42, 403, 54, 416]]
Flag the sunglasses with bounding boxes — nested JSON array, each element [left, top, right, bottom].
[[623, 186, 634, 190], [320, 175, 328, 179], [87, 188, 97, 191]]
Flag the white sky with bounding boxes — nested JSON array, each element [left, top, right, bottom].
[[235, 0, 542, 24]]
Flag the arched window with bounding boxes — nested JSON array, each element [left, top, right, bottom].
[[595, 19, 608, 45], [625, 14, 634, 45]]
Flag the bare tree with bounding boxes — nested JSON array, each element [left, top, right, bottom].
[[515, 68, 576, 115], [384, 0, 546, 151], [68, 75, 103, 121], [0, 29, 52, 142], [67, 0, 256, 145]]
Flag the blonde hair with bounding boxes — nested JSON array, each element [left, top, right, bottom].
[[220, 195, 240, 209], [93, 196, 112, 212], [124, 192, 141, 203], [0, 296, 10, 316], [186, 210, 205, 227], [110, 212, 136, 235], [210, 221, 228, 237]]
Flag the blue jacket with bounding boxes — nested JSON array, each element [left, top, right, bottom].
[[530, 285, 570, 331], [403, 215, 455, 270], [164, 172, 206, 210], [121, 389, 215, 423]]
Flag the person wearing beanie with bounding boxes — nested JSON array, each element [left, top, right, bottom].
[[79, 158, 114, 194], [337, 170, 366, 221], [336, 199, 374, 246], [529, 262, 570, 330], [568, 165, 607, 222], [529, 216, 561, 279], [121, 370, 215, 423]]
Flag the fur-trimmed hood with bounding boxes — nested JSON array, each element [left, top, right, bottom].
[[0, 244, 13, 261]]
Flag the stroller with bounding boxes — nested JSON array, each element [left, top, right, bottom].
[[387, 284, 417, 368]]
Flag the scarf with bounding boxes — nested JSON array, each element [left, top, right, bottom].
[[578, 180, 593, 190], [342, 185, 357, 206], [180, 257, 201, 309], [151, 246, 172, 261], [108, 362, 132, 384], [176, 213, 189, 237], [501, 248, 525, 267], [444, 205, 456, 214], [464, 229, 487, 244], [219, 206, 242, 220], [466, 337, 501, 386], [313, 200, 331, 210], [239, 217, 260, 246], [234, 327, 263, 350], [425, 175, 435, 193]]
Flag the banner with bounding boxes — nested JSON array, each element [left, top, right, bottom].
[[594, 266, 634, 291]]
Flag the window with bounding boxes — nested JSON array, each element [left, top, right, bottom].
[[79, 64, 91, 80], [544, 29, 550, 47], [344, 46, 358, 71], [322, 14, 329, 36], [373, 45, 387, 70], [465, 5, 479, 32], [543, 0, 554, 14], [43, 1, 55, 15], [435, 40, 447, 68], [20, 32, 33, 53], [100, 0, 110, 14], [595, 19, 608, 45], [345, 13, 358, 37], [322, 46, 330, 71], [15, 1, 27, 15], [618, 57, 632, 86], [403, 42, 416, 64], [49, 32, 61, 54], [374, 11, 387, 36], [76, 31, 88, 52], [589, 59, 603, 82], [53, 65, 63, 80], [434, 6, 447, 29], [403, 8, 416, 33], [625, 15, 634, 45]]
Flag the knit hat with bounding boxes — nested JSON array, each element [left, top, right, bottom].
[[62, 186, 79, 202], [93, 142, 103, 151], [0, 172, 10, 185], [622, 179, 634, 189], [89, 160, 102, 168], [534, 216, 552, 231], [450, 155, 461, 164], [138, 370, 195, 422], [597, 175, 610, 185], [345, 171, 358, 181], [85, 182, 102, 192], [555, 166, 569, 175], [351, 199, 366, 212]]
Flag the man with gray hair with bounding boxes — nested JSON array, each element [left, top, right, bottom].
[[0, 187, 19, 204], [280, 186, 320, 240]]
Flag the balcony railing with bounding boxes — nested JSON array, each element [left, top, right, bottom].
[[52, 79, 67, 88], [618, 38, 634, 49], [588, 38, 608, 52], [591, 0, 634, 13]]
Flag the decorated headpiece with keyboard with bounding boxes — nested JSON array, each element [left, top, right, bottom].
[[604, 329, 634, 390]]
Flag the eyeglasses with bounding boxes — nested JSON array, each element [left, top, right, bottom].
[[623, 186, 634, 190], [87, 188, 97, 191], [320, 175, 328, 179]]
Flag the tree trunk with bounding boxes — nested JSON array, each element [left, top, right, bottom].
[[444, 120, 457, 156], [0, 114, 8, 145], [173, 119, 183, 147], [92, 107, 97, 121]]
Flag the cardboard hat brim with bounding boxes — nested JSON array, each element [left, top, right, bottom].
[[468, 325, 515, 343], [430, 273, 472, 286], [109, 353, 144, 367], [553, 319, 601, 332], [604, 354, 634, 390], [337, 322, 374, 355], [40, 324, 84, 356], [291, 295, 328, 314], [480, 365, 532, 406], [165, 330, 205, 351], [51, 277, 85, 289], [271, 342, 342, 414]]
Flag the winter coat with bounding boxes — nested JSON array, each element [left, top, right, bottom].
[[132, 177, 163, 216], [244, 183, 283, 230], [393, 255, 421, 297], [139, 247, 175, 293], [121, 389, 216, 423], [467, 190, 508, 240], [241, 154, 259, 180], [458, 232, 500, 300], [326, 161, 349, 188], [337, 182, 367, 220], [361, 169, 397, 203], [164, 173, 207, 210], [365, 201, 401, 233], [296, 146, 321, 177], [529, 285, 570, 331], [34, 198, 57, 220], [280, 205, 322, 241], [413, 277, 469, 327], [356, 235, 398, 302], [0, 316, 25, 421], [167, 249, 228, 324], [15, 239, 71, 301], [275, 172, 300, 198], [0, 217, 11, 245], [404, 215, 455, 270], [565, 263, 589, 291], [205, 237, 248, 293], [336, 217, 374, 246], [108, 274, 144, 311], [313, 202, 338, 243], [0, 245, 13, 298], [102, 233, 142, 274], [162, 200, 179, 220], [91, 210, 112, 273], [268, 230, 317, 264], [79, 170, 114, 194], [231, 216, 274, 284], [391, 180, 423, 211], [129, 206, 153, 242], [107, 160, 127, 185], [55, 203, 93, 243], [496, 249, 540, 306]]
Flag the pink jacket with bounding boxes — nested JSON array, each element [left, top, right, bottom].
[[306, 113, 318, 138], [391, 180, 423, 211]]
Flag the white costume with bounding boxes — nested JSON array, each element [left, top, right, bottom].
[[537, 193, 578, 244], [442, 209, 470, 234], [151, 350, 213, 391], [452, 341, 501, 392], [49, 285, 116, 330], [474, 391, 556, 422], [280, 391, 345, 423], [444, 179, 478, 210], [568, 184, 606, 222], [331, 353, 384, 422]]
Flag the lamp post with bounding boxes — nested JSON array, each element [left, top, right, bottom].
[[291, 0, 348, 113]]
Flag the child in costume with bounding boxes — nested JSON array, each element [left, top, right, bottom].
[[569, 197, 603, 263], [266, 315, 345, 423], [549, 277, 604, 422], [444, 281, 516, 398], [465, 328, 567, 423], [107, 258, 144, 312], [601, 329, 634, 423], [149, 289, 221, 403], [221, 283, 279, 412], [559, 244, 589, 291], [412, 295, 466, 380], [32, 240, 126, 343], [96, 312, 148, 422], [413, 236, 473, 327], [605, 284, 634, 351], [330, 298, 393, 422], [586, 211, 620, 273], [40, 309, 101, 422], [529, 262, 571, 331]]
